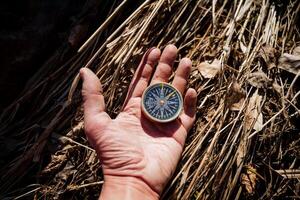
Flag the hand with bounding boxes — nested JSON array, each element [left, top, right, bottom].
[[80, 45, 197, 200]]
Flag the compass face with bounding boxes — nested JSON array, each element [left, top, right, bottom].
[[142, 83, 183, 123]]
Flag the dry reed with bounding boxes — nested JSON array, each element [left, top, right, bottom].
[[0, 0, 299, 199]]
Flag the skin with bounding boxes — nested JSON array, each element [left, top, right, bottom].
[[80, 44, 197, 200]]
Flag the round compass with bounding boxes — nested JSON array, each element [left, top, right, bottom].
[[142, 83, 183, 123]]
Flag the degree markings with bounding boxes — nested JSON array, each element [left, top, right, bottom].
[[144, 84, 181, 121]]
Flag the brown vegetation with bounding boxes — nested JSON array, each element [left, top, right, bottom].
[[0, 0, 299, 199]]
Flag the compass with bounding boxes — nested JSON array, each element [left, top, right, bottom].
[[141, 83, 183, 123]]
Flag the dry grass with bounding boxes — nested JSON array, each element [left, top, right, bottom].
[[0, 0, 299, 199]]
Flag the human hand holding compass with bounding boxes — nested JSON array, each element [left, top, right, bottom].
[[80, 45, 197, 200]]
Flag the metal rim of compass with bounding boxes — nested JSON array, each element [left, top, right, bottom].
[[141, 82, 183, 123]]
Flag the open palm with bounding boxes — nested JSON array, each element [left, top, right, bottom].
[[80, 45, 197, 198]]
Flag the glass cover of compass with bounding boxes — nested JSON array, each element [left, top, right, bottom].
[[142, 83, 183, 123]]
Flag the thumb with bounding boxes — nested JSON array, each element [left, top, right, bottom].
[[80, 68, 111, 138], [80, 68, 106, 115]]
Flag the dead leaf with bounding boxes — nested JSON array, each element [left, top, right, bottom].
[[198, 59, 221, 78], [226, 80, 245, 111], [241, 165, 257, 195], [41, 151, 68, 175], [245, 90, 263, 131], [231, 97, 245, 111], [278, 46, 300, 75], [259, 45, 277, 69], [247, 71, 272, 88], [55, 162, 77, 182], [293, 46, 300, 55], [236, 91, 262, 166]]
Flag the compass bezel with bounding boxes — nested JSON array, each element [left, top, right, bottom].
[[141, 82, 183, 123]]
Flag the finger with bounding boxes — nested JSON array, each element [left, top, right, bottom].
[[80, 68, 111, 149], [180, 88, 197, 131], [80, 68, 107, 117], [151, 44, 178, 84], [172, 57, 192, 94], [131, 48, 161, 97]]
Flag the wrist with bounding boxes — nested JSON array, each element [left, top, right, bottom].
[[99, 175, 159, 200]]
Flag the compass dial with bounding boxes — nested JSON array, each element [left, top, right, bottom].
[[142, 83, 183, 123]]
